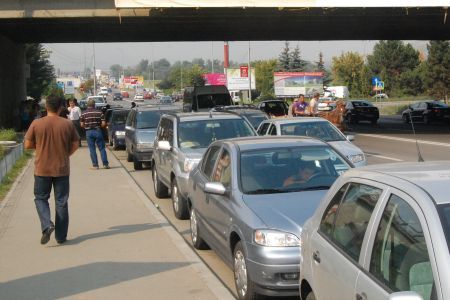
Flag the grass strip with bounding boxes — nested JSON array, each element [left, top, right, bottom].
[[0, 150, 33, 202]]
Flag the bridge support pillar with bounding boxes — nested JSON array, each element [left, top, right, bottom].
[[0, 35, 26, 130]]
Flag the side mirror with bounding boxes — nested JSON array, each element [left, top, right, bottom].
[[204, 182, 227, 195], [388, 291, 423, 300], [346, 135, 355, 141], [158, 140, 171, 151]]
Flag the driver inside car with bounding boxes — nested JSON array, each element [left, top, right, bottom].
[[283, 160, 317, 187]]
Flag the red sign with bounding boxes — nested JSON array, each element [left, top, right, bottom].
[[240, 66, 249, 78], [203, 73, 227, 86]]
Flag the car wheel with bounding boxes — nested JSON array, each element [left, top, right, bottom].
[[133, 157, 143, 170], [126, 149, 133, 162], [402, 114, 409, 123], [305, 291, 316, 300], [423, 115, 430, 125], [152, 166, 168, 198], [190, 208, 208, 250], [234, 241, 259, 300], [172, 179, 189, 220]]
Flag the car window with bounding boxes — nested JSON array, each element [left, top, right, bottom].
[[213, 149, 232, 188], [157, 118, 174, 146], [201, 146, 221, 180], [268, 124, 277, 135], [280, 121, 346, 142], [430, 102, 448, 108], [438, 204, 450, 253], [197, 94, 231, 109], [419, 102, 428, 109], [319, 183, 350, 237], [257, 122, 270, 135], [369, 194, 436, 300], [242, 113, 267, 129], [111, 111, 129, 125], [329, 183, 382, 261]]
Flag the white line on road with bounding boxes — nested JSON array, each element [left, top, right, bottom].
[[365, 153, 403, 162], [358, 134, 450, 148]]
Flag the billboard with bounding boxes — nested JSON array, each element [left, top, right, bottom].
[[123, 76, 144, 85], [274, 72, 323, 97], [226, 68, 255, 91], [203, 73, 227, 86]]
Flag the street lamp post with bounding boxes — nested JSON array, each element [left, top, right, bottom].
[[92, 43, 97, 95], [248, 41, 252, 102]]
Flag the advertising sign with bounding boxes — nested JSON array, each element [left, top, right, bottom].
[[226, 68, 255, 91], [123, 76, 144, 85], [240, 66, 249, 78], [64, 80, 75, 95], [203, 73, 227, 86], [274, 72, 323, 97]]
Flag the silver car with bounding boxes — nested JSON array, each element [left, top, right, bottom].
[[257, 117, 366, 167], [188, 136, 352, 299], [300, 162, 450, 300]]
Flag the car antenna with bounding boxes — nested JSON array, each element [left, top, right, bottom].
[[408, 110, 424, 162]]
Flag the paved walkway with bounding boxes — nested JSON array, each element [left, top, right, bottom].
[[0, 145, 234, 299]]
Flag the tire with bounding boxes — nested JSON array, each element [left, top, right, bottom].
[[190, 208, 208, 250], [126, 149, 133, 162], [172, 179, 189, 220], [233, 241, 259, 300], [152, 166, 168, 198], [423, 115, 430, 125], [133, 157, 143, 170], [112, 138, 119, 151], [305, 292, 316, 300]]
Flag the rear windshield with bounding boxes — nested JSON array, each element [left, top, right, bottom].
[[177, 119, 255, 149], [111, 111, 129, 124], [242, 113, 268, 129], [136, 110, 171, 129], [438, 204, 450, 252], [264, 102, 288, 115], [280, 121, 346, 142], [196, 94, 232, 109]]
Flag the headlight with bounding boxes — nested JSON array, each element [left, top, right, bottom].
[[115, 131, 125, 136], [254, 230, 301, 247], [183, 158, 199, 173], [348, 154, 365, 164], [136, 143, 153, 150]]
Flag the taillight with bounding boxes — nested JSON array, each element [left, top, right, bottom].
[[434, 109, 439, 113]]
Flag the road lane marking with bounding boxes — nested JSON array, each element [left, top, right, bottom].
[[358, 134, 450, 148], [365, 153, 403, 162]]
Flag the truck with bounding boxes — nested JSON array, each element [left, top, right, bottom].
[[323, 86, 349, 99]]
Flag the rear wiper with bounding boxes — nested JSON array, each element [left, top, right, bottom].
[[246, 188, 288, 194]]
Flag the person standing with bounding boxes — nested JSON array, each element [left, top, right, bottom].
[[288, 98, 299, 117], [80, 99, 109, 170], [68, 99, 82, 146], [294, 94, 308, 116], [24, 95, 80, 245], [309, 92, 320, 116]]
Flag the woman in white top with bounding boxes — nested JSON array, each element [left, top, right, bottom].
[[68, 99, 83, 146]]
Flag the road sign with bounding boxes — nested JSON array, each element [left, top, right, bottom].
[[371, 76, 381, 86], [57, 81, 65, 90], [373, 81, 385, 91]]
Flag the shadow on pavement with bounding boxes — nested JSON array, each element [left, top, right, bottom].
[[0, 261, 192, 299]]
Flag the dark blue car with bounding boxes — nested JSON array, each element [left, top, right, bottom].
[[106, 109, 130, 150]]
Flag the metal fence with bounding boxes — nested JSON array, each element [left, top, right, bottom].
[[0, 143, 24, 183]]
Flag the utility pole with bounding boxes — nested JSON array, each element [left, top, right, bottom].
[[211, 41, 214, 73], [248, 41, 252, 102], [92, 43, 97, 95], [180, 65, 183, 89]]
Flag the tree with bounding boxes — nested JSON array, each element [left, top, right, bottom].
[[80, 79, 94, 94], [110, 64, 123, 80], [188, 65, 206, 86], [25, 44, 55, 100], [136, 59, 149, 76], [316, 52, 331, 86], [425, 40, 450, 102], [278, 41, 291, 71], [332, 52, 368, 97], [254, 59, 278, 98], [289, 45, 307, 72]]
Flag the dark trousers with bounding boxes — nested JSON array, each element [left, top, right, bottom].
[[34, 176, 70, 242], [86, 129, 109, 167], [72, 120, 82, 145]]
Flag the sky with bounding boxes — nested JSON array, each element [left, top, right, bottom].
[[44, 40, 429, 73]]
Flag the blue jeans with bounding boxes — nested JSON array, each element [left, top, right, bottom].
[[34, 176, 69, 242], [86, 129, 109, 167]]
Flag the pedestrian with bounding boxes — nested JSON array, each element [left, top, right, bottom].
[[80, 99, 110, 170], [294, 94, 308, 116], [24, 94, 80, 245], [68, 98, 83, 147], [288, 98, 299, 117], [59, 98, 69, 118], [309, 92, 320, 116], [131, 101, 136, 109]]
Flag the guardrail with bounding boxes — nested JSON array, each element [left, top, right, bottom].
[[0, 143, 24, 183]]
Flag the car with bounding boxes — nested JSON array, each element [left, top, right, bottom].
[[152, 112, 257, 219], [300, 161, 450, 300], [106, 108, 130, 150], [159, 96, 172, 104], [344, 100, 379, 125], [317, 97, 337, 112], [401, 100, 450, 125], [373, 93, 389, 99], [134, 94, 144, 101], [182, 85, 233, 112], [87, 96, 107, 110], [188, 136, 352, 299], [256, 100, 289, 117], [125, 105, 181, 170], [121, 90, 130, 98], [256, 117, 366, 167], [99, 87, 109, 96], [113, 92, 123, 101], [213, 105, 269, 130]]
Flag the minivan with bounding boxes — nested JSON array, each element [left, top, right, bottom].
[[183, 85, 233, 112]]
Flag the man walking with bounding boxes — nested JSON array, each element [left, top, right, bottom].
[[68, 98, 82, 146], [80, 99, 109, 169], [25, 95, 80, 245]]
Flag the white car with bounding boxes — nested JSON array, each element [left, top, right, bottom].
[[134, 94, 144, 101], [256, 117, 366, 167], [300, 161, 450, 300]]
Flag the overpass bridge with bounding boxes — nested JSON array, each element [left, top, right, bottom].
[[0, 0, 449, 127]]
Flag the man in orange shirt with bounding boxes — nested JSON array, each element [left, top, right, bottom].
[[25, 95, 80, 245]]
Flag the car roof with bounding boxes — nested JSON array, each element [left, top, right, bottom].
[[166, 112, 244, 122], [218, 136, 328, 151], [133, 105, 179, 112], [347, 161, 450, 205], [262, 117, 330, 125]]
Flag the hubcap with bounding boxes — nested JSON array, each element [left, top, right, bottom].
[[234, 250, 248, 297], [172, 183, 179, 212], [190, 209, 198, 244]]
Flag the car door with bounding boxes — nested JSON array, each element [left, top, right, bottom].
[[155, 118, 171, 185], [160, 118, 175, 185], [355, 190, 439, 300], [125, 110, 135, 152], [309, 181, 384, 300]]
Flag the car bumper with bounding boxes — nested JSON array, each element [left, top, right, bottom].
[[114, 136, 126, 146], [244, 241, 300, 296], [133, 150, 153, 162]]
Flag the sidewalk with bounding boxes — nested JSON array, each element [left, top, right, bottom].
[[0, 145, 234, 299]]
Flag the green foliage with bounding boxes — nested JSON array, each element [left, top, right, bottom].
[[289, 46, 307, 72], [110, 64, 123, 80], [398, 62, 426, 96], [0, 150, 33, 201], [278, 41, 291, 71], [254, 59, 278, 97], [44, 82, 64, 98], [0, 129, 18, 142], [425, 40, 450, 101], [79, 79, 94, 94], [25, 44, 55, 101], [316, 52, 331, 85], [332, 52, 368, 97]]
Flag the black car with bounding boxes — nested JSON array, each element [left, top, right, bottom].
[[402, 100, 450, 124], [113, 92, 123, 101], [256, 100, 289, 117], [106, 109, 130, 150], [213, 105, 269, 130], [344, 100, 379, 125]]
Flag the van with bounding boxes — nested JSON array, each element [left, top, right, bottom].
[[183, 85, 233, 112]]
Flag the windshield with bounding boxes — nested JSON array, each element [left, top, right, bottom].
[[240, 146, 350, 194], [197, 94, 231, 109], [136, 110, 169, 129], [439, 204, 450, 252], [177, 119, 255, 149], [242, 113, 268, 129], [111, 111, 129, 125], [280, 121, 346, 142]]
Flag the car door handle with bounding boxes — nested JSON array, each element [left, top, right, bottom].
[[356, 292, 367, 300], [312, 251, 321, 263]]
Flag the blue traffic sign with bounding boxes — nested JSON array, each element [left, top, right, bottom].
[[371, 76, 381, 86]]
